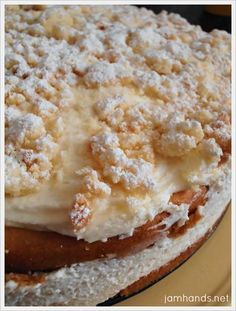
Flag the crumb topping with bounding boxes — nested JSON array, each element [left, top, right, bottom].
[[5, 5, 231, 235], [91, 132, 156, 192]]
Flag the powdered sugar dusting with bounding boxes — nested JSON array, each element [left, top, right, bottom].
[[91, 132, 156, 192], [5, 5, 231, 238]]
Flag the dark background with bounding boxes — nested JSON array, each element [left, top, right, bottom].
[[136, 5, 231, 33]]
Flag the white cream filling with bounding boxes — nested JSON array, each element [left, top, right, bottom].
[[5, 86, 225, 242], [5, 158, 187, 242], [5, 86, 186, 242]]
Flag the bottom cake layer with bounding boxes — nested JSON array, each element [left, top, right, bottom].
[[5, 165, 230, 306], [110, 206, 229, 303]]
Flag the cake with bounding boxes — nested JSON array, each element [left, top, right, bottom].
[[5, 5, 231, 306]]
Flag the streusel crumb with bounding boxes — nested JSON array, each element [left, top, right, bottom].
[[5, 5, 231, 232]]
